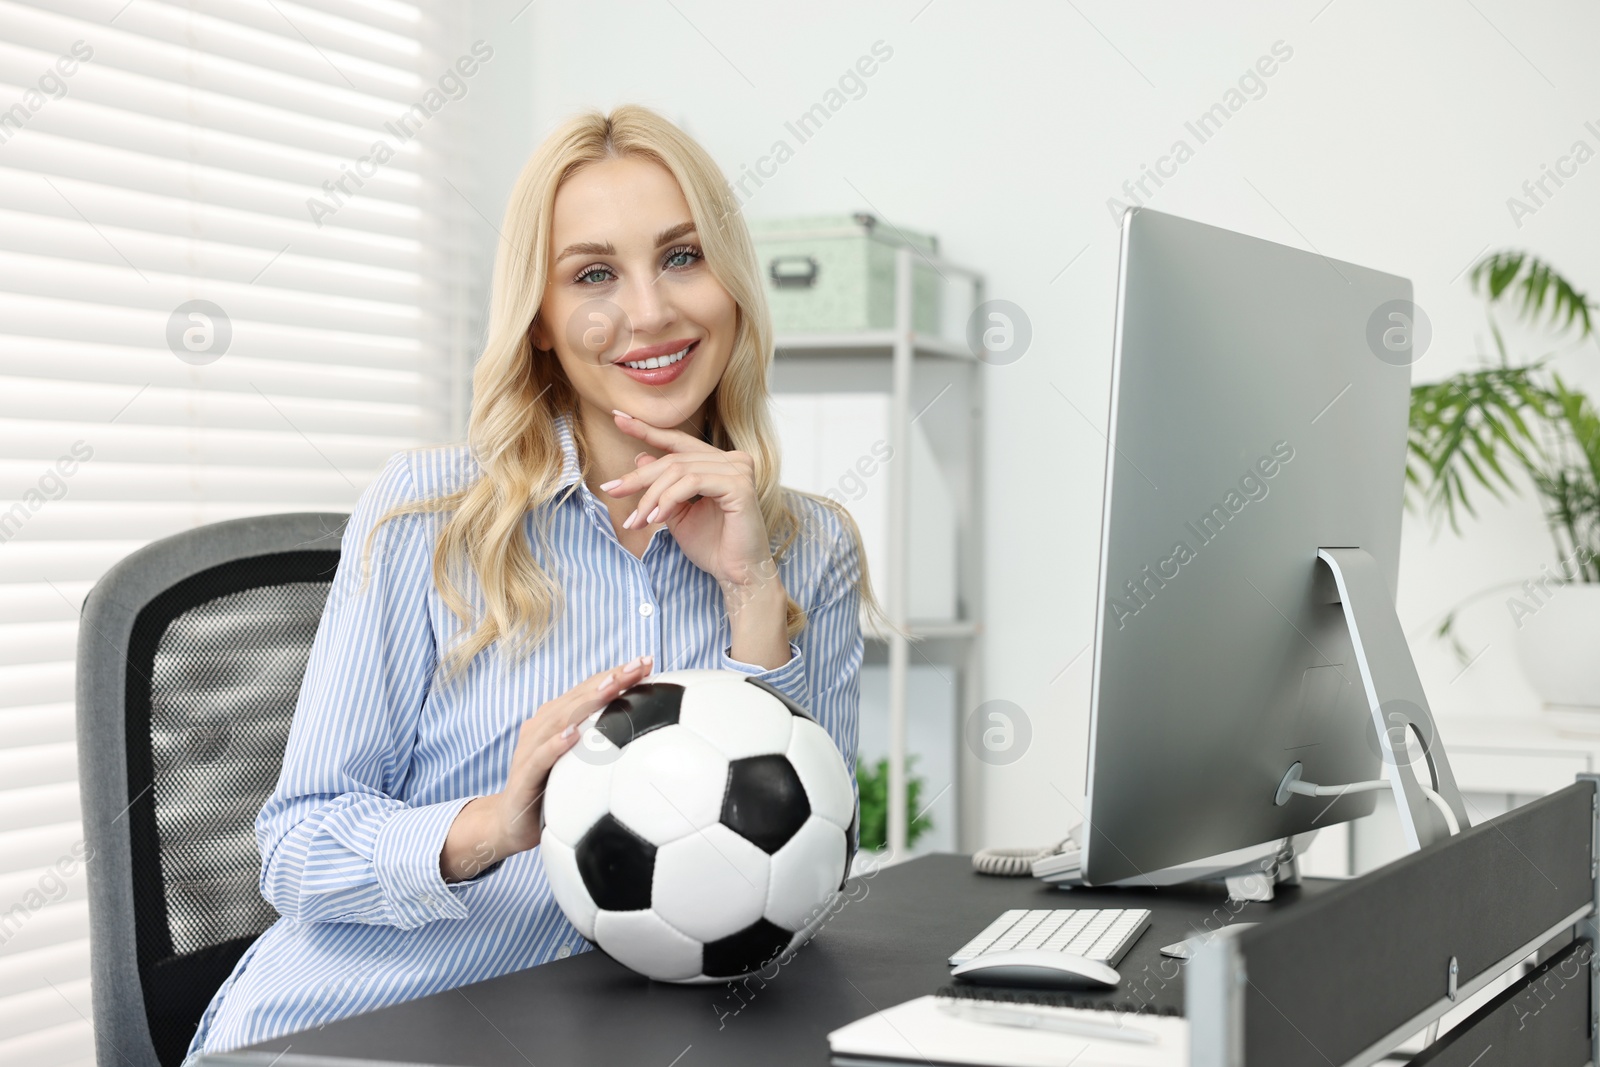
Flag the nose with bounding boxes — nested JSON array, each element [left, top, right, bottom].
[[619, 270, 675, 338]]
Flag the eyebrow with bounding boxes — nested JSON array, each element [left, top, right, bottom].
[[554, 221, 698, 265], [652, 221, 697, 247]]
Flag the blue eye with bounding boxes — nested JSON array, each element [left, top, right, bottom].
[[664, 245, 702, 270], [576, 266, 614, 285]]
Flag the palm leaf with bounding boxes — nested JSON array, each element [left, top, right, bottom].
[[1407, 366, 1554, 531], [1470, 251, 1595, 338]]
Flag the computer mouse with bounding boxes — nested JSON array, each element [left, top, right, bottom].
[[949, 950, 1121, 990]]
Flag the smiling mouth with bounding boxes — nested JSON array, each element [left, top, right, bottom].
[[619, 341, 696, 370]]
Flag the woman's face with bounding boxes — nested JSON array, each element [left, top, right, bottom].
[[532, 155, 737, 432]]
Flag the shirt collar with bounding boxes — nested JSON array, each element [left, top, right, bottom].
[[553, 411, 584, 493]]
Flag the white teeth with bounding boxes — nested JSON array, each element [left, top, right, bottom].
[[622, 344, 691, 370]]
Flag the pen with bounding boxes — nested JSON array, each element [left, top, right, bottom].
[[935, 997, 1158, 1045]]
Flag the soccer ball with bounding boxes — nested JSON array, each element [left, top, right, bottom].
[[539, 669, 858, 983]]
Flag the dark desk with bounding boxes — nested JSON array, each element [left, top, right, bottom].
[[214, 854, 1332, 1067]]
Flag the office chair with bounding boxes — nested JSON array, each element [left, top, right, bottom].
[[75, 512, 348, 1067]]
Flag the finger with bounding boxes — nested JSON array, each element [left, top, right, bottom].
[[625, 454, 731, 509], [525, 658, 653, 749], [641, 466, 744, 526], [602, 449, 740, 500], [614, 455, 727, 520], [651, 473, 739, 526], [568, 656, 654, 721], [599, 452, 679, 499], [631, 466, 697, 529], [543, 721, 585, 765], [511, 724, 584, 798], [585, 656, 653, 701], [611, 409, 719, 456], [557, 662, 653, 739]]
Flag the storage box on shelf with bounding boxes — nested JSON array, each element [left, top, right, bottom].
[[749, 213, 942, 335]]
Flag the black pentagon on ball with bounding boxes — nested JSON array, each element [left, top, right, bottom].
[[841, 805, 859, 891], [593, 682, 684, 749], [721, 754, 810, 853], [575, 813, 656, 911], [743, 676, 815, 721], [703, 917, 794, 979]]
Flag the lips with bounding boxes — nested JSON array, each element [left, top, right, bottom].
[[614, 339, 698, 385]]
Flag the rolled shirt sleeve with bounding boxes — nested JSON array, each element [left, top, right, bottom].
[[256, 454, 492, 930]]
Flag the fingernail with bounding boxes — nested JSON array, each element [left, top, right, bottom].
[[561, 723, 576, 739], [612, 409, 632, 419], [599, 478, 621, 492], [623, 509, 637, 529], [646, 506, 661, 523], [597, 673, 614, 692], [642, 654, 654, 665]]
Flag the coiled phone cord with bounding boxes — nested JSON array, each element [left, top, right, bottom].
[[971, 840, 1071, 877]]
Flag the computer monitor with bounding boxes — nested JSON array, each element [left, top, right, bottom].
[[1079, 208, 1469, 887]]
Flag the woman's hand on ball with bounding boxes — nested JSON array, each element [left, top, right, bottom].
[[440, 655, 653, 882], [495, 655, 655, 852]]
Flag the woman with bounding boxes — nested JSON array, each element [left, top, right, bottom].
[[184, 104, 880, 1058]]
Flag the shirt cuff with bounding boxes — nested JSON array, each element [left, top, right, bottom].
[[722, 641, 807, 690], [372, 795, 479, 929]]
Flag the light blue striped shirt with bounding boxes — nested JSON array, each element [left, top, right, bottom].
[[184, 413, 863, 1058]]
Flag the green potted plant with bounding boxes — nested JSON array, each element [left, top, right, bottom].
[[855, 754, 933, 858], [1408, 252, 1599, 725]]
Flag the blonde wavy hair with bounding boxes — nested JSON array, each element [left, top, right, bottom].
[[373, 104, 887, 673]]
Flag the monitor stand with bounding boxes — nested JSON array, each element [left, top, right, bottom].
[[1037, 830, 1309, 902], [1311, 548, 1471, 849], [1205, 551, 1472, 899], [1048, 549, 1471, 902]]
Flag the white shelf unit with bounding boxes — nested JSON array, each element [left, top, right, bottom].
[[770, 246, 986, 857]]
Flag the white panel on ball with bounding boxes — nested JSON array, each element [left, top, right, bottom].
[[537, 835, 597, 941], [677, 681, 796, 760], [785, 718, 856, 829], [594, 909, 703, 983], [542, 732, 616, 846], [764, 815, 846, 932], [652, 823, 771, 944], [608, 726, 729, 846]]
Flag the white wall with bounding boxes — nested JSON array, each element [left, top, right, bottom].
[[504, 0, 1600, 849]]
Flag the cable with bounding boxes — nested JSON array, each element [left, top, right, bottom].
[[1419, 784, 1462, 835], [1283, 777, 1387, 797], [1286, 777, 1460, 835], [972, 840, 1071, 877]]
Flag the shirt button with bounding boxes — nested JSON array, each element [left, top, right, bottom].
[[638, 602, 654, 617], [557, 944, 572, 959]]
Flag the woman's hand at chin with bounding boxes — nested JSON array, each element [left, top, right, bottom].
[[599, 409, 777, 596], [440, 655, 654, 882]]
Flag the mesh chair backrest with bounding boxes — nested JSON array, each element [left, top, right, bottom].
[[123, 550, 339, 1066]]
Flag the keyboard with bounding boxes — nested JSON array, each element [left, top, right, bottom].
[[948, 908, 1153, 967]]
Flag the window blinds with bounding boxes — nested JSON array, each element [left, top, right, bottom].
[[0, 1, 480, 1061]]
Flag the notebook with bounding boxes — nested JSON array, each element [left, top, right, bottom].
[[827, 994, 1187, 1066]]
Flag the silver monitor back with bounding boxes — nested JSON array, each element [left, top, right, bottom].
[[1081, 208, 1413, 886]]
